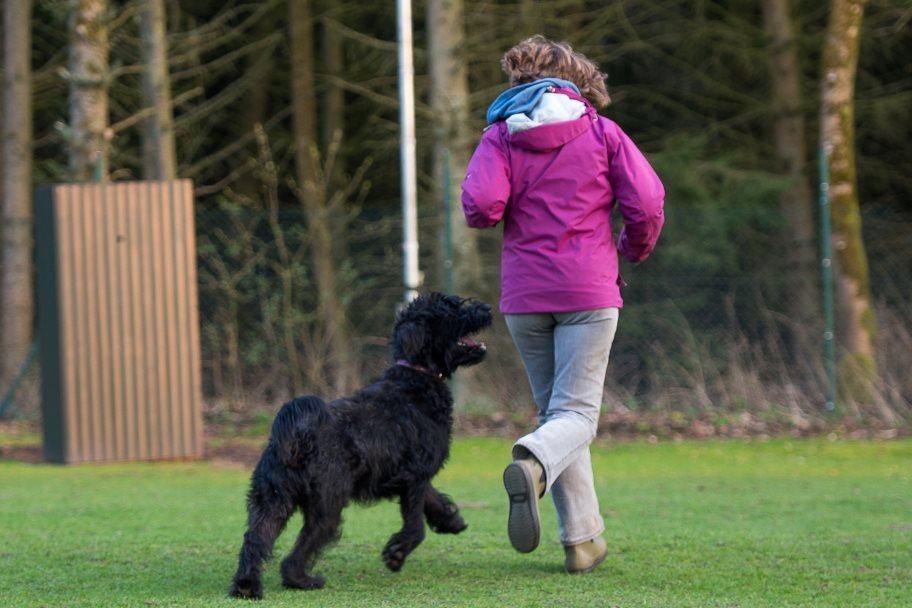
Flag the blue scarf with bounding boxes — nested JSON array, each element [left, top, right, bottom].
[[485, 78, 581, 125]]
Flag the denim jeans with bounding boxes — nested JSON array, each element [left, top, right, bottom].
[[505, 308, 619, 546]]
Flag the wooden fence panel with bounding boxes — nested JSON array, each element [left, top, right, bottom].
[[36, 181, 203, 463]]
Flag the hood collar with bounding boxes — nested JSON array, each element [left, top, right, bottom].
[[486, 78, 580, 125], [508, 111, 596, 152]]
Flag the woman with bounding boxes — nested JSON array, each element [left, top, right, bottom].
[[461, 35, 665, 574]]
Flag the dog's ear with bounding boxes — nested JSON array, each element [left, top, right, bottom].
[[395, 320, 426, 361]]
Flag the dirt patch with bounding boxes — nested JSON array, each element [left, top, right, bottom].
[[0, 413, 906, 466], [0, 444, 43, 464], [204, 441, 265, 467]]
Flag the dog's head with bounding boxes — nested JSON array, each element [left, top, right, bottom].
[[392, 292, 493, 378]]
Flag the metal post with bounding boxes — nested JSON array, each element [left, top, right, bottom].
[[397, 0, 420, 304], [94, 149, 105, 183], [819, 145, 837, 413], [443, 149, 454, 295], [0, 341, 38, 418]]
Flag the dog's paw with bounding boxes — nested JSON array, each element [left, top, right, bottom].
[[424, 491, 468, 534], [229, 576, 263, 600], [428, 513, 468, 535], [282, 573, 326, 590], [382, 542, 408, 572], [281, 558, 327, 590]]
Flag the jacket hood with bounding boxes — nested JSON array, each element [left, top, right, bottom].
[[487, 80, 594, 153], [485, 78, 580, 124], [506, 92, 587, 134], [507, 112, 595, 152]]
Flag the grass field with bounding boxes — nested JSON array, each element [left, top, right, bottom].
[[1, 437, 910, 607]]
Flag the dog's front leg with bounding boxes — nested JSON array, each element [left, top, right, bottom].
[[424, 484, 468, 534], [382, 482, 429, 572]]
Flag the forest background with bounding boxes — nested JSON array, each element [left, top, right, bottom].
[[1, 0, 910, 439]]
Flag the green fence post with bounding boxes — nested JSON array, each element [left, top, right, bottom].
[[819, 146, 837, 413], [0, 341, 39, 418]]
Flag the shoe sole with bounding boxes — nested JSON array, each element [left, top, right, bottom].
[[503, 462, 540, 553]]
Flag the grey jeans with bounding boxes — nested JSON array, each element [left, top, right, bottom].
[[505, 308, 619, 546]]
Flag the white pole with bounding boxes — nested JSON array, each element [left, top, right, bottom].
[[397, 0, 420, 304]]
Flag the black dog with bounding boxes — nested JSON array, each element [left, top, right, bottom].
[[229, 293, 492, 599]]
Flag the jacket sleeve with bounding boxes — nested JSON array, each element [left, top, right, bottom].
[[604, 120, 665, 263], [461, 126, 511, 228]]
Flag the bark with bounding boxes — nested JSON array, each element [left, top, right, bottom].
[[289, 0, 357, 394], [519, 0, 545, 36], [427, 0, 482, 295], [321, 10, 345, 187], [67, 0, 110, 182], [761, 0, 819, 343], [140, 0, 177, 180], [518, 0, 589, 37], [1, 0, 35, 390], [234, 5, 276, 199], [820, 0, 877, 391]]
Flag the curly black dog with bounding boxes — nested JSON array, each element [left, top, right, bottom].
[[229, 293, 492, 599]]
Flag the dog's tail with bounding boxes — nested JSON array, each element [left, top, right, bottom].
[[270, 395, 330, 466]]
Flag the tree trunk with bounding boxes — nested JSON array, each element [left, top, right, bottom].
[[68, 0, 110, 182], [761, 0, 819, 349], [289, 0, 357, 394], [140, 0, 177, 180], [1, 0, 35, 391], [519, 0, 545, 37], [820, 0, 877, 396], [427, 0, 482, 296], [235, 4, 277, 200], [321, 9, 345, 190]]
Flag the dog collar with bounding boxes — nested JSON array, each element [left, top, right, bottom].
[[396, 360, 442, 379]]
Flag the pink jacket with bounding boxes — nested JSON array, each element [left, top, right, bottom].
[[461, 91, 665, 313]]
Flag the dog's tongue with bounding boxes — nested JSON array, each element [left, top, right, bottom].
[[459, 337, 485, 349]]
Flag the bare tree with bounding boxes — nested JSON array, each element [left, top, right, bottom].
[[519, 0, 545, 37], [1, 0, 35, 391], [170, 1, 284, 194], [67, 0, 110, 182], [427, 0, 481, 295], [289, 0, 357, 394], [820, 0, 878, 394], [761, 0, 819, 344], [140, 0, 177, 179], [321, 8, 346, 190]]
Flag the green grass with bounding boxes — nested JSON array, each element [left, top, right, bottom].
[[1, 438, 910, 607]]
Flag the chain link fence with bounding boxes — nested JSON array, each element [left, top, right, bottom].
[[3, 197, 910, 435], [190, 196, 912, 431]]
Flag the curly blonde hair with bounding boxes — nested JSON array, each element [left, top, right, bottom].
[[500, 35, 610, 108]]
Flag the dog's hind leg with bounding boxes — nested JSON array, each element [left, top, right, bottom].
[[279, 500, 344, 590], [382, 482, 430, 572], [424, 485, 468, 534], [230, 489, 296, 600]]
